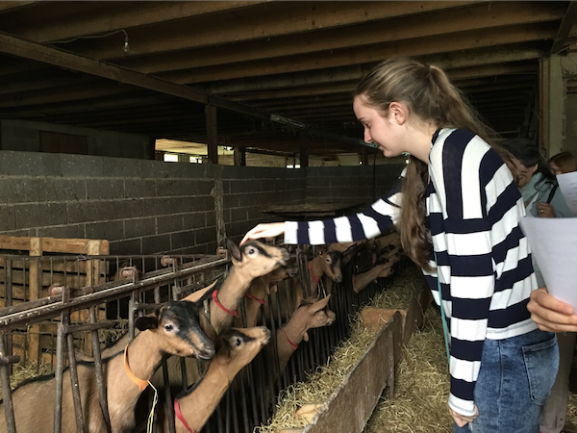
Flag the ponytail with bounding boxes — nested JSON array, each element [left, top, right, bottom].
[[355, 58, 503, 270]]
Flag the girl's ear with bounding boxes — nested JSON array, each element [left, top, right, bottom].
[[388, 101, 407, 125]]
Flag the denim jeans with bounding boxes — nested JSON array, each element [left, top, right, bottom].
[[454, 329, 558, 433]]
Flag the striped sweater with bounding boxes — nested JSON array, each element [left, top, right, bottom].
[[284, 128, 538, 416]]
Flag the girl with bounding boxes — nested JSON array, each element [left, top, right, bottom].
[[548, 151, 577, 175], [242, 57, 558, 433]]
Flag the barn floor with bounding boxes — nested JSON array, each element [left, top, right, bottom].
[[364, 308, 577, 433]]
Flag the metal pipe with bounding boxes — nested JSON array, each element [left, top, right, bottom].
[[0, 334, 19, 433], [90, 305, 111, 433]]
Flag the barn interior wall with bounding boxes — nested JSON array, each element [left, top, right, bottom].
[[565, 94, 577, 158], [0, 119, 152, 159], [0, 151, 401, 255]]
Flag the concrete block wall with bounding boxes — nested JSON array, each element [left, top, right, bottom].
[[306, 164, 404, 205], [0, 151, 306, 255], [1, 119, 151, 159], [0, 151, 400, 256]]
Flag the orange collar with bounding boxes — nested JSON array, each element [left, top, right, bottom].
[[124, 345, 149, 391]]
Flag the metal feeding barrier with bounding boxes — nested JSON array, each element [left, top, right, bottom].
[[0, 248, 397, 433]]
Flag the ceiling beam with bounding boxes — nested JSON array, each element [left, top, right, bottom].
[[550, 1, 577, 55], [4, 1, 273, 43], [0, 31, 272, 121], [165, 24, 554, 84], [0, 1, 39, 13], [117, 1, 563, 75], [58, 1, 479, 60]]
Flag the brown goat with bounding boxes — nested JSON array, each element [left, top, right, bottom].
[[156, 326, 271, 433], [0, 301, 214, 433], [276, 295, 336, 374]]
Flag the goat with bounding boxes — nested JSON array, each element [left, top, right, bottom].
[[192, 239, 289, 336], [352, 257, 395, 293], [156, 326, 271, 433], [276, 295, 336, 374], [237, 262, 299, 328], [0, 301, 214, 433]]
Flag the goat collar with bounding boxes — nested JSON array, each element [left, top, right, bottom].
[[308, 261, 320, 283], [212, 289, 240, 317], [123, 345, 149, 391], [281, 327, 298, 351], [245, 293, 264, 304], [174, 398, 198, 433]]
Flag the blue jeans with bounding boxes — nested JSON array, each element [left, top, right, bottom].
[[454, 329, 558, 433]]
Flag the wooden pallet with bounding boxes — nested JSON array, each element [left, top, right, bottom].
[[0, 235, 109, 365]]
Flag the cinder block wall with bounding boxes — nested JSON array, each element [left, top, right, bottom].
[[0, 151, 305, 255], [0, 151, 401, 255], [306, 164, 404, 205]]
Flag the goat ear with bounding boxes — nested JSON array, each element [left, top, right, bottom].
[[135, 315, 158, 331], [226, 238, 242, 262], [303, 331, 310, 342], [312, 294, 331, 312]]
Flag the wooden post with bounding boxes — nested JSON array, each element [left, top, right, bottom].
[[233, 147, 246, 166], [28, 237, 42, 364], [299, 130, 309, 169], [206, 104, 218, 164], [212, 165, 226, 248], [539, 55, 565, 158]]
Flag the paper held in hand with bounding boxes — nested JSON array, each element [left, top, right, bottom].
[[520, 217, 577, 310], [557, 171, 577, 216]]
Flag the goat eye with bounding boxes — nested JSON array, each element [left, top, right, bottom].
[[325, 257, 331, 264], [247, 248, 256, 255], [164, 324, 174, 331], [235, 337, 242, 347]]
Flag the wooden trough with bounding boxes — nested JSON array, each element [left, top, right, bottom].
[[281, 277, 432, 433]]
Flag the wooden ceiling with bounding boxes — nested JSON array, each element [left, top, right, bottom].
[[1, 1, 576, 158]]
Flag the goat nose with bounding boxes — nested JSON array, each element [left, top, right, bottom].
[[334, 275, 343, 283]]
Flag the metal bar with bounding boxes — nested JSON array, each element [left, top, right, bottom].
[[0, 334, 19, 433], [5, 258, 13, 375], [90, 305, 111, 433], [64, 320, 119, 333], [66, 325, 86, 433], [53, 312, 66, 433], [0, 257, 229, 332]]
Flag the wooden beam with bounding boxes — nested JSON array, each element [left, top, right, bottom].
[[59, 1, 479, 60], [165, 24, 553, 84], [551, 1, 577, 55], [206, 105, 218, 164], [120, 1, 563, 75], [0, 31, 273, 121], [6, 2, 272, 43], [0, 1, 39, 13]]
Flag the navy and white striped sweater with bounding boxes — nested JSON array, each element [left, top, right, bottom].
[[284, 128, 538, 416]]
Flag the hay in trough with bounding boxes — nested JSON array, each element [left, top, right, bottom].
[[364, 307, 452, 433], [255, 264, 428, 433]]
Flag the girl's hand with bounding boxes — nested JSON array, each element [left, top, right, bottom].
[[527, 287, 577, 332], [449, 405, 479, 427], [535, 202, 556, 218], [241, 222, 286, 245]]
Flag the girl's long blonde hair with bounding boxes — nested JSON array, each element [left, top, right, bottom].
[[355, 58, 504, 271]]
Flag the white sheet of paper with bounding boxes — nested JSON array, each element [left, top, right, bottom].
[[557, 171, 577, 216], [520, 217, 577, 309]]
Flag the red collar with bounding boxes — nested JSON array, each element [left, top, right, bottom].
[[212, 290, 239, 317], [281, 327, 298, 350], [245, 293, 264, 304], [174, 398, 198, 433], [308, 261, 320, 283]]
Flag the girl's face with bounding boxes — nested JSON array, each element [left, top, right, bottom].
[[353, 96, 405, 157]]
